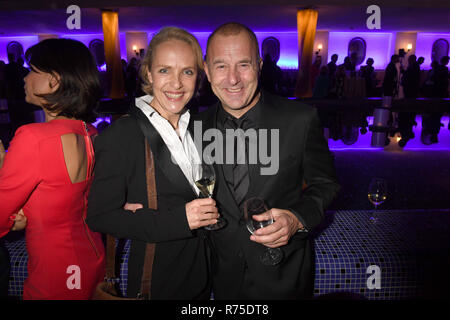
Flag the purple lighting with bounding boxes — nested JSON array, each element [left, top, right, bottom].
[[328, 32, 394, 70], [328, 116, 450, 151], [92, 117, 112, 128], [415, 33, 450, 70], [0, 36, 38, 63]]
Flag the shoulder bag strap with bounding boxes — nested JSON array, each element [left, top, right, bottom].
[[137, 141, 157, 299]]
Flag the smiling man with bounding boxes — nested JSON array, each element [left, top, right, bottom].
[[196, 22, 340, 300]]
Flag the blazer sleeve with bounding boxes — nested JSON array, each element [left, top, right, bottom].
[[289, 109, 340, 231], [86, 126, 193, 243], [0, 127, 41, 238]]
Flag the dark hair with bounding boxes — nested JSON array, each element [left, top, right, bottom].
[[206, 22, 260, 62], [25, 38, 101, 122]]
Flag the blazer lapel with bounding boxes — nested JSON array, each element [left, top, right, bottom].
[[246, 93, 284, 200], [199, 105, 242, 221], [130, 106, 196, 199]]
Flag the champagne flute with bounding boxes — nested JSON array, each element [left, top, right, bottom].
[[192, 156, 227, 231], [243, 197, 283, 266]]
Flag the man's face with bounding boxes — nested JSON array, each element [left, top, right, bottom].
[[205, 32, 262, 117]]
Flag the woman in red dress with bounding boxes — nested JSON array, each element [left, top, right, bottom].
[[0, 38, 105, 300]]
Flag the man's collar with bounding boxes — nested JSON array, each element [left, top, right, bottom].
[[217, 89, 264, 127]]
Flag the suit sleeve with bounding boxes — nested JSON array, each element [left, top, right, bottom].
[[86, 126, 193, 243], [290, 109, 340, 231], [0, 127, 40, 238]]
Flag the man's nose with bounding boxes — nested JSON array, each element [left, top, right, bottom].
[[227, 66, 240, 86]]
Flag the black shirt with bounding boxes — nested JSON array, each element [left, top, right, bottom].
[[215, 92, 263, 208]]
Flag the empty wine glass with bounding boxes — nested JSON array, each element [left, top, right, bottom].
[[368, 178, 387, 210], [243, 197, 283, 266], [192, 156, 227, 231], [368, 178, 387, 223]]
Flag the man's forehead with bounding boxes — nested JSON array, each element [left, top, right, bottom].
[[208, 33, 257, 60]]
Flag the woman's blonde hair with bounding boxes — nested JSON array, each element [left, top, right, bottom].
[[140, 26, 204, 95]]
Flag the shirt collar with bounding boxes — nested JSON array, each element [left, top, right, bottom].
[[217, 90, 263, 128], [135, 95, 191, 137]]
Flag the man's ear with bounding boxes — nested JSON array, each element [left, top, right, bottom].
[[203, 61, 211, 82], [259, 57, 263, 72]]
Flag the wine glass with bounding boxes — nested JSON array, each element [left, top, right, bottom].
[[192, 156, 227, 231], [368, 178, 387, 209], [243, 197, 283, 266], [368, 178, 387, 223]]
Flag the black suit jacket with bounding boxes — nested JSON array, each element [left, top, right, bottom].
[[86, 106, 210, 299], [193, 91, 340, 299]]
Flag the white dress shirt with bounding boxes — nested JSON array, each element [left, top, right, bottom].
[[135, 95, 201, 196]]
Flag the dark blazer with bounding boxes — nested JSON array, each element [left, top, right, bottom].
[[193, 90, 340, 299], [86, 106, 210, 299]]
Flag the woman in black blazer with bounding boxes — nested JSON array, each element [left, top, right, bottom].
[[86, 27, 219, 299]]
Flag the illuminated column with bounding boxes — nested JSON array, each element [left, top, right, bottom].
[[102, 9, 125, 99], [294, 8, 318, 98]]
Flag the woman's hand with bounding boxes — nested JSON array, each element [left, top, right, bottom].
[[124, 202, 143, 213], [11, 209, 27, 231], [0, 139, 5, 168], [185, 198, 219, 230], [124, 200, 220, 230]]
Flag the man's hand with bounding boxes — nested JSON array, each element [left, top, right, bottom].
[[250, 208, 303, 248], [11, 209, 27, 231]]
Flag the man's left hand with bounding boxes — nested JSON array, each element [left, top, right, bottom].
[[250, 209, 303, 248]]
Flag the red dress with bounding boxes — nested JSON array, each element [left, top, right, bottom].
[[0, 119, 105, 300]]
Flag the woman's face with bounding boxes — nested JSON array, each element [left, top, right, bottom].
[[147, 39, 198, 122], [24, 66, 59, 107]]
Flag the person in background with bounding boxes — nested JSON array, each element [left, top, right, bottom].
[[382, 54, 401, 98], [327, 54, 338, 79], [125, 57, 139, 98], [360, 58, 375, 97], [313, 65, 331, 98], [310, 55, 322, 91], [420, 57, 448, 144], [0, 38, 105, 300], [260, 53, 283, 95], [398, 55, 420, 147]]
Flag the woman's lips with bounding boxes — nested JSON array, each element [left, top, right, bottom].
[[164, 91, 184, 101]]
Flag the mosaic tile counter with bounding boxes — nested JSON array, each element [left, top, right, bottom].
[[4, 209, 450, 300]]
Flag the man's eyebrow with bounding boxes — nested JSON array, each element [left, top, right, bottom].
[[212, 59, 253, 64], [212, 59, 225, 65]]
